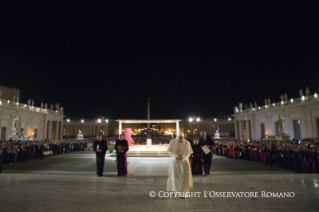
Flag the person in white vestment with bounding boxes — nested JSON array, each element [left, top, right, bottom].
[[167, 132, 193, 198]]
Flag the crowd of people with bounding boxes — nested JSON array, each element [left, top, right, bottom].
[[0, 138, 92, 166], [211, 138, 319, 173]]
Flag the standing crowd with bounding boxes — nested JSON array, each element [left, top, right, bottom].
[[0, 138, 91, 172], [212, 138, 319, 173]]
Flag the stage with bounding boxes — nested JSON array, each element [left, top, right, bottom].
[[110, 145, 169, 157]]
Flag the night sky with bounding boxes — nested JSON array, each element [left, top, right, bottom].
[[1, 1, 318, 119]]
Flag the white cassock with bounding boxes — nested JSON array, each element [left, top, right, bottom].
[[167, 138, 193, 193]]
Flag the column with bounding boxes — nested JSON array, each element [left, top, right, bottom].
[[59, 121, 63, 139], [48, 120, 52, 140], [44, 119, 47, 140], [251, 119, 256, 140], [238, 120, 243, 140], [55, 121, 59, 140], [189, 123, 193, 135], [246, 120, 251, 141], [119, 121, 122, 137], [305, 112, 313, 138], [93, 125, 96, 136], [176, 121, 179, 135], [105, 124, 109, 136]]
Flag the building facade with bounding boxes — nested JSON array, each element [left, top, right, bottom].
[[63, 118, 109, 137], [62, 116, 235, 137], [233, 90, 319, 141], [0, 85, 64, 140]]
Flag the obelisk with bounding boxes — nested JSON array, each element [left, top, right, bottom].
[[147, 98, 150, 138]]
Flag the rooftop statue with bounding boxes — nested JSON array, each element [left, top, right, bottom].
[[306, 87, 310, 96], [284, 93, 288, 101], [299, 89, 304, 97]]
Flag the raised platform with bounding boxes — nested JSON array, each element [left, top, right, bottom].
[[110, 145, 169, 157]]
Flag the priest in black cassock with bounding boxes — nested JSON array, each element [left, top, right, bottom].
[[93, 135, 108, 177], [115, 134, 129, 176], [199, 131, 214, 176]]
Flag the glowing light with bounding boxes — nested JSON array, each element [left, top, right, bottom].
[[214, 118, 217, 121], [0, 101, 2, 105], [67, 119, 70, 122], [228, 118, 231, 121], [188, 117, 193, 122], [196, 118, 200, 122], [7, 100, 10, 103], [281, 101, 284, 105], [265, 132, 268, 135], [98, 119, 101, 123], [81, 120, 84, 123], [315, 93, 318, 98], [265, 105, 267, 108], [252, 108, 255, 110], [105, 119, 109, 123], [301, 96, 305, 101], [291, 98, 294, 103], [258, 106, 260, 109], [24, 104, 26, 107], [272, 103, 275, 106]]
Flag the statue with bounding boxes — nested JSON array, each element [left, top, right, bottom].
[[238, 103, 243, 110], [44, 103, 48, 109], [13, 93, 16, 102], [28, 99, 31, 105], [268, 98, 271, 105], [245, 103, 248, 109], [299, 89, 304, 97], [306, 87, 310, 96], [31, 100, 34, 106], [50, 104, 53, 110], [250, 102, 253, 109], [41, 102, 44, 108], [284, 93, 288, 101], [277, 115, 286, 136], [60, 107, 63, 111], [12, 116, 21, 136], [264, 99, 267, 106], [254, 101, 257, 108], [280, 94, 284, 102], [216, 128, 219, 133]]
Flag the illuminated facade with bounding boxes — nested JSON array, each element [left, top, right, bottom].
[[0, 85, 64, 140], [63, 118, 109, 137], [233, 90, 319, 140]]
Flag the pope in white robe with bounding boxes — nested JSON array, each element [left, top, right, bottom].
[[167, 132, 194, 196]]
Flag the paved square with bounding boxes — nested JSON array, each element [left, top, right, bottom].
[[0, 151, 318, 212]]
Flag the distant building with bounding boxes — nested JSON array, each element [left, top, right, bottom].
[[0, 85, 64, 140], [233, 90, 319, 140]]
